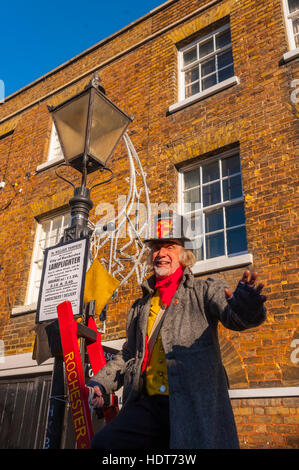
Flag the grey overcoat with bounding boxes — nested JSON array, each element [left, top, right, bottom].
[[90, 268, 266, 449]]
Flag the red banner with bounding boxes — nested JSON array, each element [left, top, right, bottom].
[[86, 315, 106, 375], [57, 301, 93, 449]]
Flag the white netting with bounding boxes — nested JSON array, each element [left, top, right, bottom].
[[89, 132, 151, 287]]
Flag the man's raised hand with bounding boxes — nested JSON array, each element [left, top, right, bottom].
[[224, 270, 267, 305]]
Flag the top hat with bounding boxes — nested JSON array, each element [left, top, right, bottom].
[[144, 211, 192, 248]]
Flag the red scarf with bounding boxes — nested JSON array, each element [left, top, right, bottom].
[[155, 265, 184, 307], [141, 265, 184, 373]]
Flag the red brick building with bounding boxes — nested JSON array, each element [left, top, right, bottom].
[[0, 0, 298, 449]]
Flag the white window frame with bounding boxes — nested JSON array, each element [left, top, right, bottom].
[[283, 0, 299, 49], [178, 149, 252, 275], [24, 211, 71, 307], [178, 24, 234, 100], [36, 124, 64, 172], [282, 0, 299, 62], [168, 24, 239, 113]]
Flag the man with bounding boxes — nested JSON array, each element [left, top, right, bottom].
[[88, 212, 267, 449]]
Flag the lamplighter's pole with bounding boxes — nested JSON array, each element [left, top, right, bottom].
[[44, 161, 94, 449]]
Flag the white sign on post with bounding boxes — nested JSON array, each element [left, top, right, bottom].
[[36, 237, 89, 323]]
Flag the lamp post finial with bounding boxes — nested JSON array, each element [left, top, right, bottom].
[[91, 71, 105, 94]]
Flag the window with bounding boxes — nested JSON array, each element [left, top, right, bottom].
[[36, 124, 64, 172], [48, 124, 64, 162], [179, 24, 234, 101], [26, 212, 70, 305], [179, 151, 248, 267], [284, 0, 299, 49]]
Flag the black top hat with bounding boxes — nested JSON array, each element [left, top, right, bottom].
[[144, 211, 192, 247]]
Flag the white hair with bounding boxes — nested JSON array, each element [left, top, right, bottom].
[[146, 241, 196, 268]]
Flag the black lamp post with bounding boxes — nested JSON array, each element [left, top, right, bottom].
[[44, 73, 132, 449]]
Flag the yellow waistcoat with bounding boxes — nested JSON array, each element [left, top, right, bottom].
[[145, 290, 169, 396]]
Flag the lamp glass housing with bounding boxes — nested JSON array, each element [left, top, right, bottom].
[[88, 91, 131, 165], [50, 84, 132, 174], [52, 93, 90, 163]]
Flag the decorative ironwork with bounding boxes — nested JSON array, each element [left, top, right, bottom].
[[89, 132, 151, 287]]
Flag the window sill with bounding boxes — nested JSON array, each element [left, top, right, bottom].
[[283, 48, 299, 64], [11, 303, 37, 317], [168, 76, 240, 114], [192, 252, 253, 276], [36, 156, 64, 173], [0, 352, 54, 376]]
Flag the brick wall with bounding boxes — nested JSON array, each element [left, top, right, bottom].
[[232, 397, 299, 448], [0, 0, 298, 448]]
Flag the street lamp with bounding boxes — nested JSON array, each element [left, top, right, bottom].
[[49, 73, 132, 175], [48, 73, 133, 241], [44, 73, 133, 449]]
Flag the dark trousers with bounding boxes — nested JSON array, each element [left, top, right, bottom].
[[91, 395, 170, 449]]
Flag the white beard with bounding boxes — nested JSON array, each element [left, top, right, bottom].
[[153, 264, 172, 277]]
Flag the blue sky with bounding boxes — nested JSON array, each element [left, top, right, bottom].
[[0, 0, 165, 98]]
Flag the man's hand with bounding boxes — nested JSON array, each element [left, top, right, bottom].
[[224, 270, 267, 306], [91, 385, 105, 409]]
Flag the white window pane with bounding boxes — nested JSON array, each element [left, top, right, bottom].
[[190, 212, 203, 234], [41, 219, 51, 235], [218, 65, 234, 83], [36, 260, 44, 270], [205, 208, 224, 233], [217, 49, 233, 69], [203, 181, 221, 207], [53, 142, 62, 158], [288, 0, 299, 13], [201, 57, 216, 77], [202, 161, 219, 183], [185, 82, 200, 97], [41, 219, 52, 247], [27, 212, 70, 304], [184, 188, 201, 212], [44, 228, 53, 248], [227, 227, 247, 254], [193, 237, 204, 261], [223, 175, 242, 200], [185, 67, 199, 85], [216, 29, 231, 49], [44, 232, 54, 249], [38, 236, 47, 252], [293, 18, 299, 46], [63, 214, 71, 229], [225, 203, 245, 228], [206, 232, 225, 258], [184, 187, 200, 204], [42, 214, 70, 248], [201, 73, 217, 91], [48, 234, 59, 247], [183, 47, 197, 66], [222, 155, 241, 176], [48, 126, 63, 161], [51, 217, 63, 243], [184, 169, 200, 189], [199, 38, 214, 58]]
